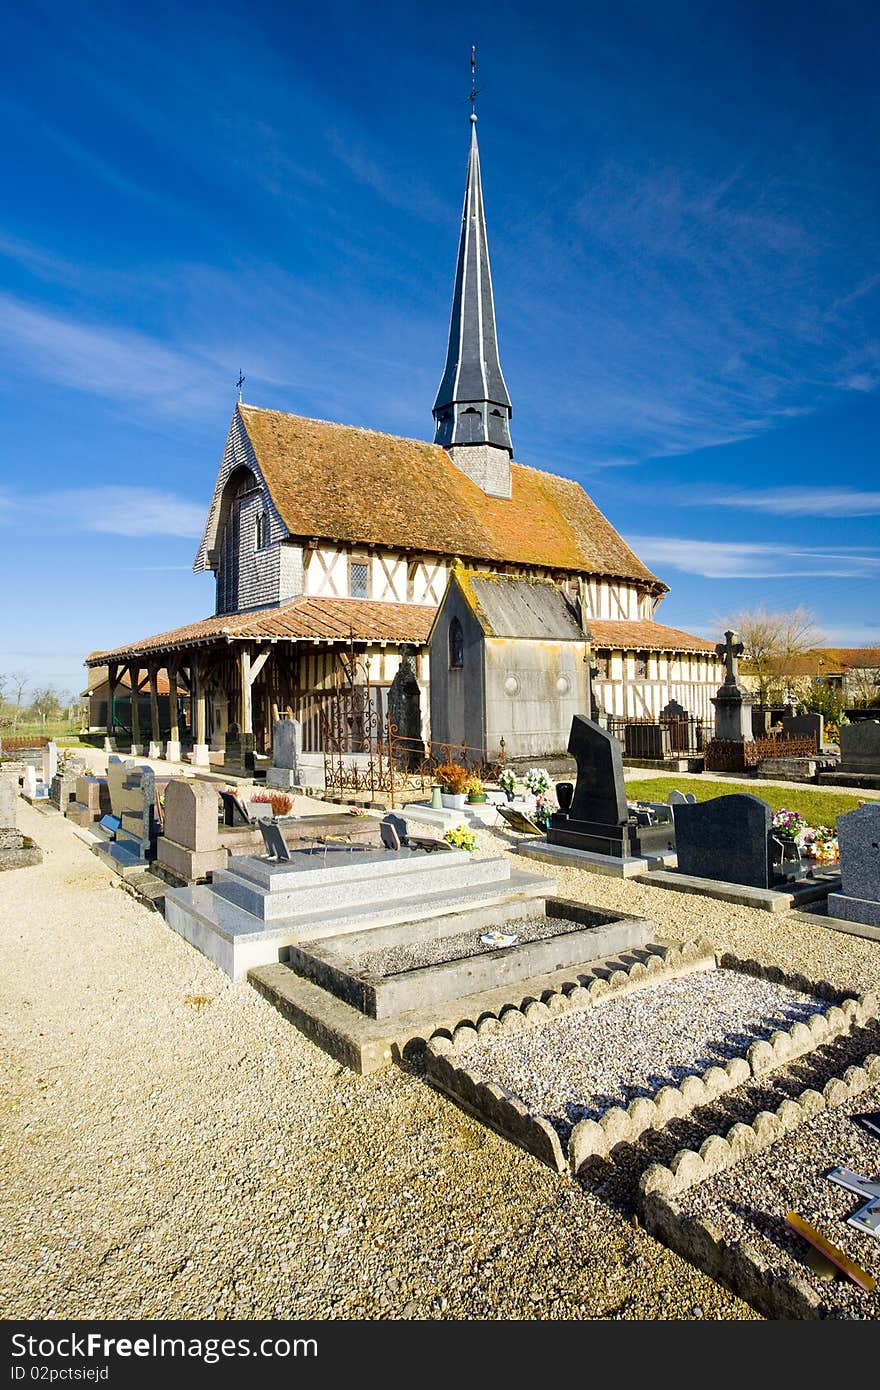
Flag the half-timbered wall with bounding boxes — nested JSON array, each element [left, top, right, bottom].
[[591, 649, 723, 721]]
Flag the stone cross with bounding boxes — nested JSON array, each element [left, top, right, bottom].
[[715, 629, 744, 686]]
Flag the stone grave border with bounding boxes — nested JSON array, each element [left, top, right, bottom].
[[637, 1044, 880, 1320], [424, 942, 879, 1176]]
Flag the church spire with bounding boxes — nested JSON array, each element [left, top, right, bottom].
[[433, 72, 513, 497]]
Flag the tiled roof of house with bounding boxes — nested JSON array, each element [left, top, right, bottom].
[[587, 619, 718, 654], [236, 405, 663, 588], [85, 598, 438, 665]]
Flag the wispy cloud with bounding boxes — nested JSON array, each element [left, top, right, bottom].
[[3, 486, 204, 538], [681, 486, 880, 517], [0, 293, 222, 416], [628, 535, 880, 579], [326, 129, 450, 223]]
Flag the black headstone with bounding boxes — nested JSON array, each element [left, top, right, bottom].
[[258, 820, 291, 861], [673, 794, 773, 888], [568, 716, 628, 826], [219, 790, 251, 826]]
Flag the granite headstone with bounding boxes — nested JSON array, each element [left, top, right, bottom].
[[827, 803, 880, 928], [672, 793, 785, 889], [839, 721, 880, 775]]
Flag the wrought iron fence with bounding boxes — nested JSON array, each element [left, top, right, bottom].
[[606, 714, 712, 759]]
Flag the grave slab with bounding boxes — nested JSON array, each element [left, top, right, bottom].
[[636, 867, 841, 912], [516, 839, 676, 878], [164, 850, 553, 980], [289, 900, 653, 1019]]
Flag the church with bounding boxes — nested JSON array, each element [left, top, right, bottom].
[[86, 110, 722, 766]]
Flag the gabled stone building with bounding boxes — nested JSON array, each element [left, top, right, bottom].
[[86, 110, 721, 762]]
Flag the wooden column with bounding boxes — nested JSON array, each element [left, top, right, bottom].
[[148, 664, 161, 746], [239, 647, 252, 735], [129, 663, 142, 749], [107, 662, 119, 738], [193, 657, 207, 746], [166, 657, 181, 744]]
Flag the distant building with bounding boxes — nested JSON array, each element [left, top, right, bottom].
[[85, 110, 722, 759]]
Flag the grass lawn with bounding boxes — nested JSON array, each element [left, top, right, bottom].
[[624, 776, 868, 829]]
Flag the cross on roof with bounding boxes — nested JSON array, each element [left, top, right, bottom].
[[715, 628, 744, 685]]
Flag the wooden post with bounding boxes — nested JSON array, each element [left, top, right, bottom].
[[148, 664, 161, 749], [194, 658, 207, 746], [240, 647, 252, 735], [167, 658, 180, 744], [129, 663, 142, 750], [107, 662, 119, 740]]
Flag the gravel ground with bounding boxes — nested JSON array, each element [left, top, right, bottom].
[[4, 802, 880, 1322], [456, 969, 826, 1142], [356, 913, 596, 978], [676, 1084, 880, 1318]]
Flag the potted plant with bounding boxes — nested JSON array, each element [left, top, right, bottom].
[[465, 775, 486, 804], [434, 761, 469, 810]]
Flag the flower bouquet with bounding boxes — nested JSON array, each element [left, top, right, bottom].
[[444, 825, 478, 852], [524, 768, 553, 796], [498, 768, 518, 800], [770, 807, 807, 842], [800, 825, 839, 865], [532, 789, 558, 829]]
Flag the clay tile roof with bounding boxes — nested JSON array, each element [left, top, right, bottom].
[[237, 405, 663, 588], [85, 598, 437, 665], [586, 619, 718, 654]]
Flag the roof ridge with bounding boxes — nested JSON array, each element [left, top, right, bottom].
[[239, 403, 447, 453]]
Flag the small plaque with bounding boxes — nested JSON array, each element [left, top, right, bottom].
[[785, 1210, 876, 1290], [258, 820, 291, 861]]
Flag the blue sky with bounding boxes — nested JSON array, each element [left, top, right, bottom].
[[2, 0, 879, 699]]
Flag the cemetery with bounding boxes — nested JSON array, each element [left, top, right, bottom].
[[4, 24, 880, 1327]]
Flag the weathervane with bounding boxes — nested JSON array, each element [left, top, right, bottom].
[[469, 44, 479, 119], [236, 369, 245, 403]]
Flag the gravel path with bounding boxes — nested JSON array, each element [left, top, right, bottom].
[[676, 1084, 880, 1318], [4, 801, 880, 1321], [456, 970, 825, 1142]]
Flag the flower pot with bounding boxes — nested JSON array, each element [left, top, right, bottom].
[[441, 792, 467, 810], [430, 784, 444, 810], [467, 793, 487, 804]]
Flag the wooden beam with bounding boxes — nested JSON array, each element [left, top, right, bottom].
[[148, 665, 161, 744], [239, 648, 253, 734], [166, 657, 181, 742], [106, 662, 119, 737], [193, 659, 207, 746], [129, 663, 142, 747], [249, 647, 271, 684]]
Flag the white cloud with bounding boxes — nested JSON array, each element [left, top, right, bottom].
[[0, 293, 222, 416], [628, 535, 880, 580], [684, 487, 880, 517], [6, 487, 204, 539]]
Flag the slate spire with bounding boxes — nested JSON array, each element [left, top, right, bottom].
[[433, 113, 513, 458]]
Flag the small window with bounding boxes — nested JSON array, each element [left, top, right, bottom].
[[350, 559, 369, 599], [449, 617, 464, 669], [634, 652, 648, 680], [255, 513, 265, 550], [594, 653, 610, 680]]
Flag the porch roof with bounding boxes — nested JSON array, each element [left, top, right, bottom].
[[85, 597, 438, 666], [587, 619, 718, 655]]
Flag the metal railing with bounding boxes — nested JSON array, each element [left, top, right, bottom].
[[606, 714, 713, 759]]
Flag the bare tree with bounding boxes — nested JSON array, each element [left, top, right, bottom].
[[7, 671, 28, 732], [723, 606, 824, 705], [29, 686, 63, 730]]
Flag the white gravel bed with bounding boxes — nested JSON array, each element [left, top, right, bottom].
[[676, 1085, 880, 1318], [355, 914, 600, 978], [456, 969, 826, 1142]]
